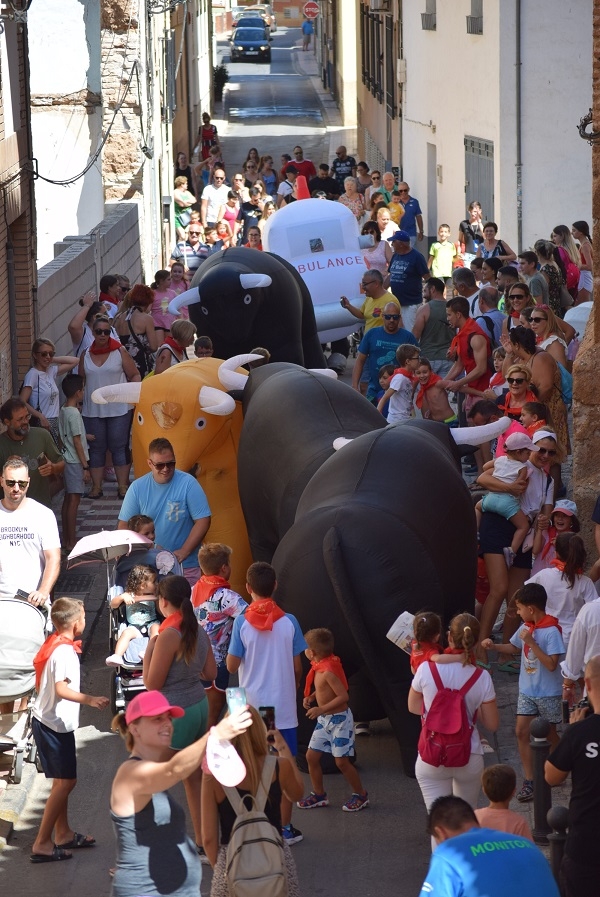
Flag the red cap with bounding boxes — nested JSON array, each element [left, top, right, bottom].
[[125, 690, 185, 724]]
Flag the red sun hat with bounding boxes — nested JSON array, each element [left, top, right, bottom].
[[125, 690, 185, 725]]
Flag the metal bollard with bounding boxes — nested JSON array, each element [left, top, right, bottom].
[[530, 716, 552, 844], [547, 805, 569, 894]]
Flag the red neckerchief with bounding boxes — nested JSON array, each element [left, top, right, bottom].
[[33, 633, 81, 690], [89, 337, 121, 356], [393, 367, 415, 381], [159, 611, 182, 633], [191, 575, 230, 609], [523, 614, 561, 658], [410, 640, 443, 672], [551, 558, 582, 575], [489, 371, 505, 389], [304, 655, 348, 698], [443, 646, 476, 665], [449, 316, 485, 357], [244, 598, 285, 632], [499, 389, 537, 418], [510, 310, 521, 319], [415, 372, 441, 409], [526, 420, 547, 437], [541, 527, 557, 560], [163, 335, 183, 356]]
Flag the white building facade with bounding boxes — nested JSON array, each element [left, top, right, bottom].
[[399, 0, 592, 248]]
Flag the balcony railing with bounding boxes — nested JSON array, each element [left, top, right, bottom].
[[466, 15, 483, 34], [421, 13, 436, 31]]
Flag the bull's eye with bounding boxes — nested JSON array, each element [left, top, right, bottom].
[[136, 412, 144, 425], [243, 293, 252, 305], [195, 417, 207, 430], [201, 306, 208, 315]]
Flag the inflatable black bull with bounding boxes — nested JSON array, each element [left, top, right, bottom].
[[236, 366, 507, 774], [168, 248, 327, 368]]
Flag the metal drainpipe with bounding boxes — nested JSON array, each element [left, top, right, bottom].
[[6, 233, 19, 393], [516, 0, 522, 253], [399, 0, 404, 181]]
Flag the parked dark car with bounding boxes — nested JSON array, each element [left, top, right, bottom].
[[230, 27, 272, 63], [232, 15, 271, 38]]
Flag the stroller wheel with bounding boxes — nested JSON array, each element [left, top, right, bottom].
[[11, 748, 23, 784], [110, 673, 125, 716]]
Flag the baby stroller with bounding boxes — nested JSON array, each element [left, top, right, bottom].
[[108, 547, 183, 714], [0, 597, 47, 783]]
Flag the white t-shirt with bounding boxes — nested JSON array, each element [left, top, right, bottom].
[[228, 613, 307, 730], [33, 643, 81, 733], [23, 365, 60, 418], [520, 462, 554, 518], [491, 455, 528, 485], [203, 184, 230, 221], [411, 662, 496, 755], [561, 598, 600, 681], [387, 372, 415, 423], [526, 568, 597, 646], [0, 498, 61, 599]]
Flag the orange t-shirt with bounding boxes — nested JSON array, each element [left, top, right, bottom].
[[410, 639, 443, 673]]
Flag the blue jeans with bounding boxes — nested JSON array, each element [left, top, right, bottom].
[[83, 411, 132, 468]]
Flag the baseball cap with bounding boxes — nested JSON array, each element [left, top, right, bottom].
[[387, 230, 411, 243], [551, 499, 578, 517], [285, 164, 299, 174], [505, 432, 539, 452], [204, 730, 247, 787], [125, 691, 185, 725]]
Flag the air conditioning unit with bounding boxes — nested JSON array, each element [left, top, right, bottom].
[[397, 58, 406, 84], [370, 0, 390, 11]]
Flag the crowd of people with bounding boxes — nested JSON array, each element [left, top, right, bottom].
[[3, 124, 600, 896]]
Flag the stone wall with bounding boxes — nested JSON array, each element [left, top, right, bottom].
[[36, 202, 142, 357], [572, 1, 600, 559]]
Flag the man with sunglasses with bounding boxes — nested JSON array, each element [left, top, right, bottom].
[[331, 146, 357, 191], [351, 300, 418, 400], [384, 229, 430, 332], [396, 182, 423, 248], [291, 146, 316, 180], [200, 169, 229, 229], [0, 457, 60, 607], [0, 397, 64, 509], [170, 225, 211, 274], [118, 437, 211, 587], [308, 163, 340, 200]]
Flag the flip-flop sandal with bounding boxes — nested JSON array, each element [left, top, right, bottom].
[[476, 660, 492, 671], [497, 660, 520, 674], [56, 832, 96, 849], [30, 846, 73, 863]]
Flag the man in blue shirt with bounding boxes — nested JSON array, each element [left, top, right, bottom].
[[385, 230, 430, 332], [351, 300, 418, 400], [118, 437, 211, 586], [397, 182, 423, 247], [419, 796, 559, 897]]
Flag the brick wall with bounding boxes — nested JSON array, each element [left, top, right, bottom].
[[37, 201, 142, 356]]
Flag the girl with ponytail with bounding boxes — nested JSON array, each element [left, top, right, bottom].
[[143, 574, 217, 852], [526, 533, 596, 649]]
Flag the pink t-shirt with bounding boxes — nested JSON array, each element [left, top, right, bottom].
[[474, 807, 533, 841], [495, 420, 527, 458]]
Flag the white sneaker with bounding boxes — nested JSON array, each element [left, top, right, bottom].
[[354, 722, 371, 736], [106, 654, 124, 667]]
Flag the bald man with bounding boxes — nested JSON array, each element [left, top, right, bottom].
[[545, 654, 600, 897]]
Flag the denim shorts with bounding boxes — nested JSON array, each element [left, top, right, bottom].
[[63, 461, 85, 494], [516, 693, 562, 724], [201, 660, 229, 692], [32, 717, 77, 779], [83, 411, 132, 468]]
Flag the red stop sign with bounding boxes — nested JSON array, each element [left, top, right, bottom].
[[303, 1, 319, 18]]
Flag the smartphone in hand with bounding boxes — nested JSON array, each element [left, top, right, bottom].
[[225, 687, 247, 715]]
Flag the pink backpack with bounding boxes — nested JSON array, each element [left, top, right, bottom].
[[417, 662, 483, 768]]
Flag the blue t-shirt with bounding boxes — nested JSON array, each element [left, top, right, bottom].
[[119, 471, 211, 570], [388, 249, 429, 306], [358, 326, 418, 399], [419, 827, 559, 897], [399, 196, 422, 237], [510, 624, 564, 697], [302, 20, 314, 35]]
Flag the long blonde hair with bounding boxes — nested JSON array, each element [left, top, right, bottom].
[[230, 706, 269, 796], [448, 613, 479, 666]]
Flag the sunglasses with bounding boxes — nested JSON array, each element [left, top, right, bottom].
[[537, 448, 557, 457], [383, 314, 400, 320], [507, 377, 526, 385], [398, 189, 409, 193], [530, 316, 547, 323], [4, 479, 29, 489], [371, 176, 381, 180], [214, 176, 225, 180], [189, 230, 202, 235], [38, 351, 55, 357], [510, 294, 527, 300], [150, 460, 176, 471], [94, 329, 111, 336]]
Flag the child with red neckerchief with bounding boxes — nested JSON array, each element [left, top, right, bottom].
[[482, 583, 564, 803], [531, 499, 580, 574], [414, 357, 458, 426], [298, 627, 369, 812], [377, 343, 420, 422], [31, 598, 109, 861]]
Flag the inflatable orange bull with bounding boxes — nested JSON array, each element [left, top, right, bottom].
[[91, 355, 256, 595]]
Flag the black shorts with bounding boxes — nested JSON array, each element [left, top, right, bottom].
[[478, 511, 532, 571], [32, 717, 77, 779]]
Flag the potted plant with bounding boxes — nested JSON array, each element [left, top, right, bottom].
[[213, 64, 229, 102]]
